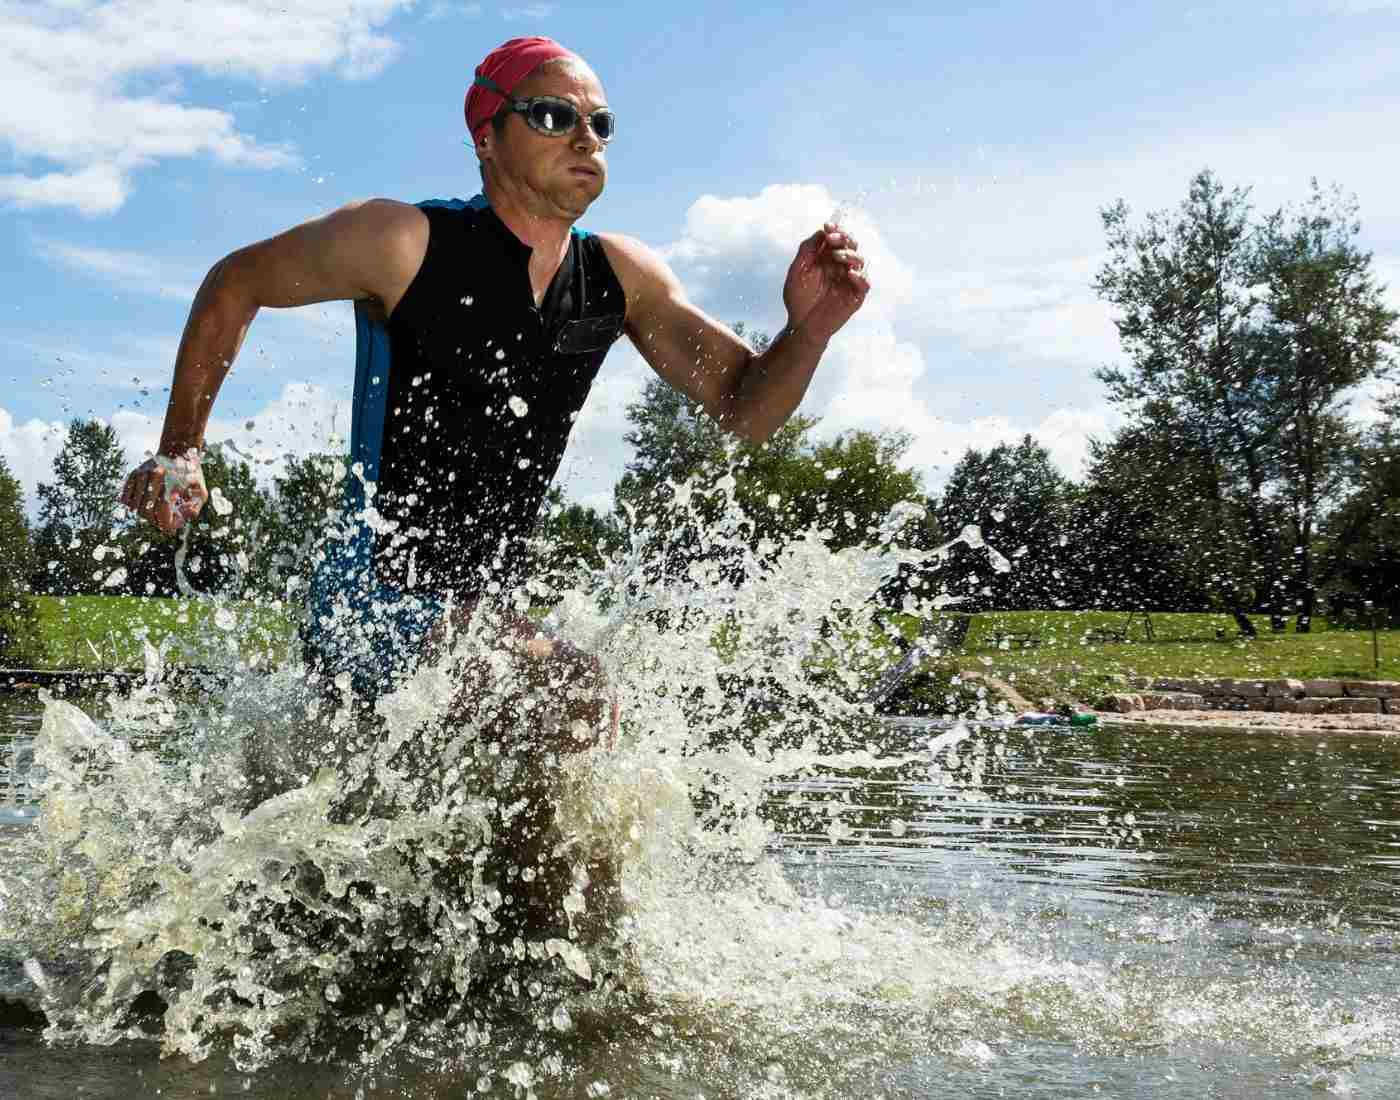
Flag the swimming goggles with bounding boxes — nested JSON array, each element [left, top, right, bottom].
[[474, 75, 616, 143]]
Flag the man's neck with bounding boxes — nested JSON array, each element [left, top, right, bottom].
[[482, 182, 572, 262]]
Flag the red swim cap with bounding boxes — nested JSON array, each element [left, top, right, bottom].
[[465, 36, 580, 142]]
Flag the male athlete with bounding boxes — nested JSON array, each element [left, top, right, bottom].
[[119, 35, 868, 720]]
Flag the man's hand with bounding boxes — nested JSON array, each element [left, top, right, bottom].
[[118, 450, 208, 534], [782, 223, 870, 346]]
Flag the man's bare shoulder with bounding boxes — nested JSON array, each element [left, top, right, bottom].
[[595, 232, 682, 306], [337, 198, 429, 257], [309, 199, 429, 311]]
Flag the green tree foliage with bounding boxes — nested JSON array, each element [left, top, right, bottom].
[[263, 453, 348, 600], [1093, 170, 1396, 634], [1323, 390, 1400, 619], [615, 369, 925, 561], [613, 322, 773, 527], [613, 374, 731, 523], [0, 454, 43, 663], [1072, 422, 1219, 612], [528, 485, 624, 596], [32, 418, 127, 595], [933, 435, 1072, 611], [117, 444, 275, 596], [1253, 182, 1398, 629]]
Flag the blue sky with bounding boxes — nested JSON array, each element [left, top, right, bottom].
[[3, 0, 1399, 514]]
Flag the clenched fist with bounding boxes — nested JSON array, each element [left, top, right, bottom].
[[118, 449, 208, 534]]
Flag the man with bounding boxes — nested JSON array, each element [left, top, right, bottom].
[[114, 35, 868, 999], [119, 35, 868, 708]]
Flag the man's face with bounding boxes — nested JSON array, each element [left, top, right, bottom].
[[482, 60, 609, 219]]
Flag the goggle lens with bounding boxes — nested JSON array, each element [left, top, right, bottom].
[[524, 99, 615, 142]]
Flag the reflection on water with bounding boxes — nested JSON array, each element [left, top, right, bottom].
[[0, 695, 40, 825], [778, 718, 1400, 928], [3, 697, 1398, 1099]]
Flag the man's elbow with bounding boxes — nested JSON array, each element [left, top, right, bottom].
[[718, 357, 779, 443], [720, 405, 777, 445], [201, 251, 260, 316]]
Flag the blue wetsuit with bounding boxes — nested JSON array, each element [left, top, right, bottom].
[[304, 194, 626, 693]]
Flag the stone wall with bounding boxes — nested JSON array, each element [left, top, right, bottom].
[[1097, 678, 1400, 715]]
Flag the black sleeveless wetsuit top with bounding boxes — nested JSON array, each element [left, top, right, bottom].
[[348, 194, 625, 595]]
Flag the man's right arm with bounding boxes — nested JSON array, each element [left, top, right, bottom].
[[120, 199, 428, 532]]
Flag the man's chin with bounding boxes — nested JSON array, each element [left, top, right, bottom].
[[554, 183, 603, 220]]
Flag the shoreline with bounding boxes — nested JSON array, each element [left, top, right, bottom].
[[1098, 707, 1400, 736]]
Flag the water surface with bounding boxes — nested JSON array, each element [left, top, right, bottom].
[[3, 696, 1397, 1099]]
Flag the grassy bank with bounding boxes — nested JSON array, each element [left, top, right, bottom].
[[28, 595, 294, 670], [913, 611, 1398, 710], [17, 598, 1397, 714]]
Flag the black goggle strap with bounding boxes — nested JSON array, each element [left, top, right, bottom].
[[472, 74, 511, 99]]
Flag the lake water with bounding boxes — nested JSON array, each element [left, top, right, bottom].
[[3, 690, 1398, 1099]]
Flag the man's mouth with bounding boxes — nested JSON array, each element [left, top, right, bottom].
[[569, 165, 600, 178]]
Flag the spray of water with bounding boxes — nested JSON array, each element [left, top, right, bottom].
[[0, 468, 973, 1068]]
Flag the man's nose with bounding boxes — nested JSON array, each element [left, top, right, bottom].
[[571, 117, 602, 152]]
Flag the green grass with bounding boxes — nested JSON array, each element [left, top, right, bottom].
[[20, 597, 1397, 715], [930, 611, 1398, 708], [28, 595, 295, 670]]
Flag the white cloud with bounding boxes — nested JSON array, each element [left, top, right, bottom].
[[109, 381, 351, 480], [916, 254, 1118, 369], [0, 382, 349, 517], [501, 3, 556, 18], [0, 408, 67, 513], [425, 1, 483, 18], [553, 181, 1123, 511], [556, 347, 651, 513], [0, 0, 413, 215], [654, 182, 1116, 488], [36, 239, 195, 300]]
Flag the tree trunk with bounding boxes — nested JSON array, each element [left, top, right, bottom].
[[1294, 525, 1315, 633]]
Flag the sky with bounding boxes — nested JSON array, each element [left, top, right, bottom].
[[2, 0, 1399, 516]]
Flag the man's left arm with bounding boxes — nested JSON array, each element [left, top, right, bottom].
[[600, 225, 868, 442]]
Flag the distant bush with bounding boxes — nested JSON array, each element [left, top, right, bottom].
[[0, 454, 45, 666]]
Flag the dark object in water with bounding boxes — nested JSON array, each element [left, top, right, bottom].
[[1013, 711, 1098, 728], [0, 995, 46, 1030], [865, 645, 928, 709]]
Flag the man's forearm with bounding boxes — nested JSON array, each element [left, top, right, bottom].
[[158, 258, 259, 454], [723, 323, 829, 443]]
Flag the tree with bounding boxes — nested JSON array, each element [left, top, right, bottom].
[[0, 454, 43, 664], [613, 322, 774, 525], [1095, 172, 1277, 635], [32, 419, 127, 594], [113, 444, 276, 597], [1072, 422, 1219, 612], [262, 453, 349, 599], [933, 435, 1072, 610], [616, 373, 925, 559], [1323, 390, 1400, 619], [1254, 182, 1398, 630], [614, 374, 731, 523], [528, 485, 624, 595]]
